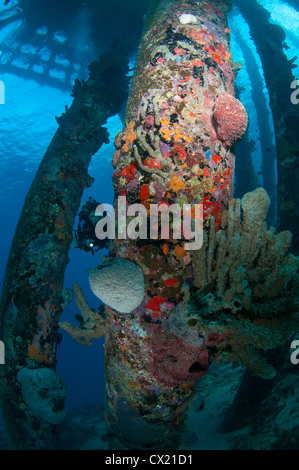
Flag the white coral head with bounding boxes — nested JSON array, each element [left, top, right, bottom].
[[178, 13, 198, 25], [89, 258, 145, 314]]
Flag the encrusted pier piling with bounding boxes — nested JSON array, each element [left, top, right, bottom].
[[103, 0, 248, 449]]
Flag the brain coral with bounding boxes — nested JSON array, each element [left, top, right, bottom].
[[89, 258, 145, 313], [213, 92, 248, 148]]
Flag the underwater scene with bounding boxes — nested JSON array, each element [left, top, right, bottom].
[[0, 0, 298, 454]]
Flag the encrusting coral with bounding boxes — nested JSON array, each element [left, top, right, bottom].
[[162, 301, 206, 348], [60, 283, 106, 345], [190, 188, 299, 378]]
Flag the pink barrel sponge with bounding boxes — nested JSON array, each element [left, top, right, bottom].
[[213, 92, 248, 148]]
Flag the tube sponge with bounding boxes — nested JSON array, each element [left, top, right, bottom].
[[89, 258, 145, 313], [241, 187, 270, 224]]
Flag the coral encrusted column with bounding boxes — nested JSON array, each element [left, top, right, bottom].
[[104, 0, 247, 449], [0, 46, 130, 449]]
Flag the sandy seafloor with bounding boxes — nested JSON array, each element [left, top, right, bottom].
[[1, 360, 297, 451]]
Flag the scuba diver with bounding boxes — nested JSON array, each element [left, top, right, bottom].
[[74, 197, 109, 255]]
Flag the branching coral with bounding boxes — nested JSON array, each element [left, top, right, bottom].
[[60, 283, 106, 345], [190, 188, 299, 378]]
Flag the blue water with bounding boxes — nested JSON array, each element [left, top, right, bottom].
[[0, 0, 298, 420]]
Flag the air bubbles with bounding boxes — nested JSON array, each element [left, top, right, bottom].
[[53, 31, 68, 45], [38, 47, 51, 62], [32, 64, 45, 74], [0, 51, 12, 65], [20, 44, 38, 55], [10, 57, 30, 70], [49, 68, 66, 82], [54, 55, 70, 68], [36, 25, 48, 37]]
